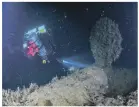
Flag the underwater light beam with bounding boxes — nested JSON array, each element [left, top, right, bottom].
[[57, 53, 95, 69], [61, 59, 90, 68]]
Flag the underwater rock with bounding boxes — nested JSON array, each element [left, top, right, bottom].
[[89, 17, 123, 67], [2, 66, 108, 106], [103, 67, 137, 96], [89, 17, 137, 99], [37, 99, 53, 106], [126, 90, 137, 106], [2, 66, 137, 106]]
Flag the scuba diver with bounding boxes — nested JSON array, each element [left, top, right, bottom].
[[23, 25, 55, 64]]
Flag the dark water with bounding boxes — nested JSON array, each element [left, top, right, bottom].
[[2, 2, 137, 90]]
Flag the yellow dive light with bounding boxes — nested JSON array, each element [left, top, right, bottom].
[[42, 60, 46, 64]]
